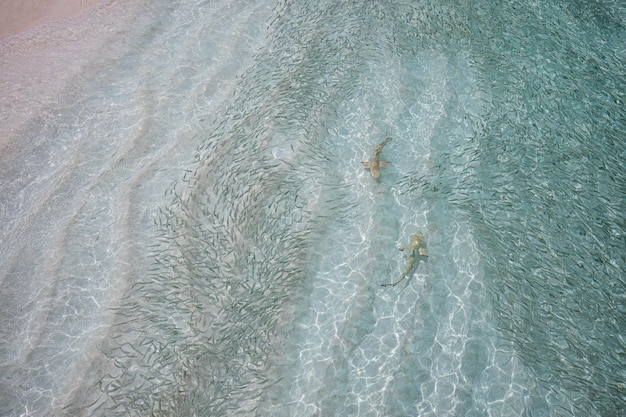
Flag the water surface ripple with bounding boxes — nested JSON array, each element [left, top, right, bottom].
[[0, 0, 624, 416]]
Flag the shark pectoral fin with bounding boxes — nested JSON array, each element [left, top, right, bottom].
[[379, 161, 389, 167], [399, 244, 409, 251], [419, 248, 429, 257], [361, 161, 370, 167]]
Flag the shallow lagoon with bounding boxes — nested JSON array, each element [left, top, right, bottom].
[[0, 0, 624, 415]]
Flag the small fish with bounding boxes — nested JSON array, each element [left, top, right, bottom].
[[382, 231, 428, 287], [362, 137, 392, 179]]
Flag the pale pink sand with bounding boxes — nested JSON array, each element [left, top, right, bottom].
[[0, 0, 102, 40], [0, 0, 133, 156]]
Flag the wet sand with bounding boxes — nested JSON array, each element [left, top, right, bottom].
[[0, 0, 135, 155], [0, 0, 102, 40]]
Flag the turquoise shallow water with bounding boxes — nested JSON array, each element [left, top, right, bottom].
[[0, 0, 624, 416]]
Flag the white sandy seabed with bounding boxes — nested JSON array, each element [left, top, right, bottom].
[[0, 1, 281, 415], [2, 1, 624, 416]]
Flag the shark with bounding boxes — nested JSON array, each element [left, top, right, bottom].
[[362, 137, 392, 179], [382, 231, 428, 287]]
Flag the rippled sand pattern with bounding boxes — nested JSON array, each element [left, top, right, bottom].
[[1, 0, 624, 416]]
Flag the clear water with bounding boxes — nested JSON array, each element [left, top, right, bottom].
[[0, 0, 624, 416]]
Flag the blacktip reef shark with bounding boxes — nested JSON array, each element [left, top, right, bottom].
[[362, 137, 392, 179], [382, 231, 428, 287]]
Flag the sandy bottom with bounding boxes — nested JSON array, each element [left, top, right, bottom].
[[0, 0, 102, 40]]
